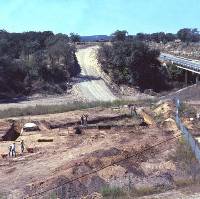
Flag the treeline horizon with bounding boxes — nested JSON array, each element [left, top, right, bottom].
[[1, 27, 200, 43]]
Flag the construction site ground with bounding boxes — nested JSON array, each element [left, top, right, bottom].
[[0, 102, 199, 198]]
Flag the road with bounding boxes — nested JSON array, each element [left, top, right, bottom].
[[75, 46, 117, 101], [0, 46, 117, 111], [160, 53, 200, 74]]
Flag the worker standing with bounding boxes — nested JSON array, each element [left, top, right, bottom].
[[8, 145, 12, 157], [11, 142, 16, 157], [81, 115, 84, 125], [84, 114, 89, 126], [21, 140, 25, 153]]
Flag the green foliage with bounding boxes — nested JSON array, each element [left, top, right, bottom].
[[101, 186, 125, 198], [166, 63, 185, 81], [70, 32, 81, 43], [0, 30, 81, 98], [173, 138, 195, 167], [135, 32, 177, 43], [177, 28, 200, 43], [111, 30, 128, 41], [97, 40, 169, 91]]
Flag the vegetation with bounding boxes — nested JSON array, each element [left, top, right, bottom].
[[97, 38, 169, 92], [0, 99, 156, 119], [101, 186, 125, 198], [70, 32, 81, 43], [0, 30, 81, 98], [111, 30, 128, 42], [135, 28, 200, 43], [130, 186, 165, 197], [177, 28, 200, 43], [178, 102, 196, 118], [166, 63, 185, 82], [136, 32, 177, 43], [170, 137, 200, 182]]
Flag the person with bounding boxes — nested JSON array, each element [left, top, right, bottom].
[[84, 114, 89, 125], [21, 140, 25, 153], [11, 142, 16, 157], [8, 145, 12, 157], [133, 106, 137, 116], [81, 115, 84, 125]]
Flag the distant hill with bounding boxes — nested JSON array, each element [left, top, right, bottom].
[[81, 35, 111, 42]]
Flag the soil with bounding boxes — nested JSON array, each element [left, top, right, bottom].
[[0, 102, 194, 199]]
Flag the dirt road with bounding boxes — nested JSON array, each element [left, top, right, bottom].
[[75, 46, 117, 101], [0, 46, 117, 111]]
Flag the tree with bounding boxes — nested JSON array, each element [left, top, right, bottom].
[[177, 28, 200, 43], [111, 30, 128, 41], [70, 33, 81, 43], [165, 33, 177, 42], [0, 30, 81, 98], [136, 33, 146, 41], [97, 40, 169, 91]]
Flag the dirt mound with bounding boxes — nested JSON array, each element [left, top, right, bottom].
[[162, 118, 179, 132], [137, 108, 156, 126], [154, 101, 174, 119]]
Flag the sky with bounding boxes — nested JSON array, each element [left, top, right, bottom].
[[0, 0, 200, 35]]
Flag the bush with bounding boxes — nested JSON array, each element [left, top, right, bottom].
[[0, 31, 81, 98], [130, 186, 163, 197], [97, 40, 169, 92], [101, 186, 125, 198]]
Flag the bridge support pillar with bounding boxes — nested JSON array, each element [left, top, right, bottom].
[[185, 71, 188, 85], [196, 75, 200, 86]]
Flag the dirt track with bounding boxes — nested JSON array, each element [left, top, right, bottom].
[[0, 46, 117, 111], [75, 46, 117, 101]]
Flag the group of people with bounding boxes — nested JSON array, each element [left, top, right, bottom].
[[80, 114, 89, 126], [8, 140, 25, 157]]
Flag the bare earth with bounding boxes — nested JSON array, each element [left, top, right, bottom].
[[75, 46, 117, 101], [1, 102, 200, 198]]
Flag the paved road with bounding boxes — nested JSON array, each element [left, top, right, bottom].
[[75, 46, 117, 101], [160, 53, 200, 74]]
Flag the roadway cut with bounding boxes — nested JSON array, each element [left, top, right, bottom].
[[75, 46, 117, 101]]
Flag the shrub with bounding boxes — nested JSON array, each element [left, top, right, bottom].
[[101, 186, 125, 198], [97, 40, 169, 92]]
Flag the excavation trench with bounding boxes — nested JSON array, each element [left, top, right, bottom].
[[47, 114, 133, 130], [1, 122, 21, 141]]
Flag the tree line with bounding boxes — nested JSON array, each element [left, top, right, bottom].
[[0, 30, 81, 98], [97, 29, 199, 92], [107, 28, 200, 43], [97, 35, 169, 92]]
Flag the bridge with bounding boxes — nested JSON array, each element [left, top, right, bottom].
[[159, 53, 200, 84]]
